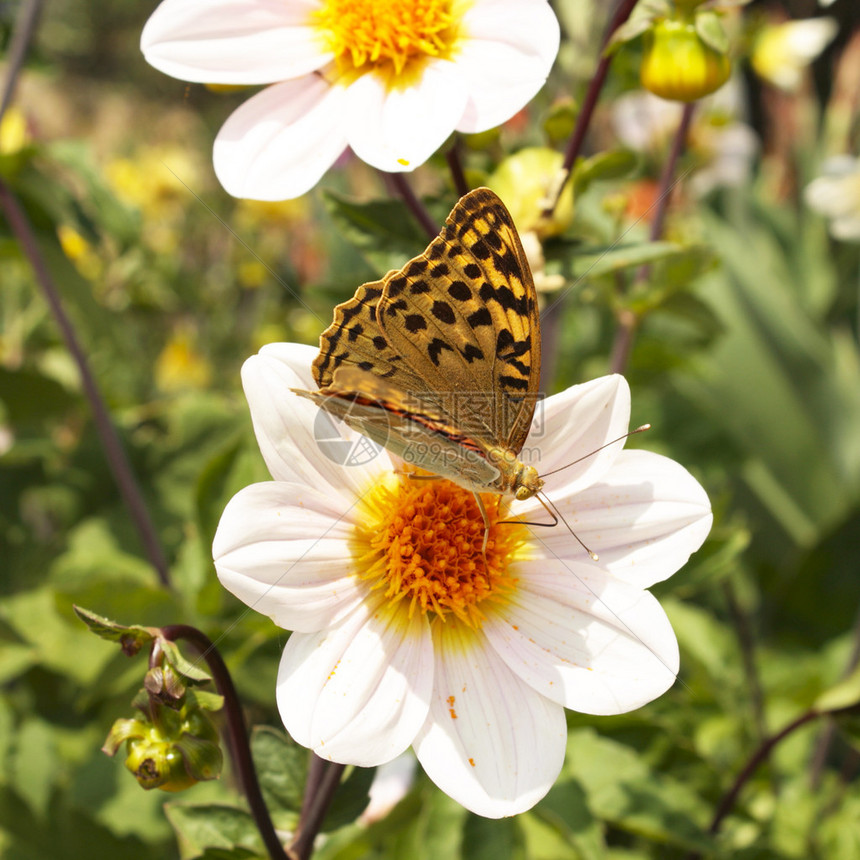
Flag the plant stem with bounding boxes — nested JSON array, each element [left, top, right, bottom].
[[0, 0, 43, 124], [288, 756, 346, 860], [608, 101, 695, 375], [161, 625, 287, 860], [543, 0, 641, 219], [385, 172, 439, 240], [684, 708, 822, 860], [446, 140, 470, 198], [647, 102, 695, 245], [810, 596, 860, 786], [0, 179, 171, 587]]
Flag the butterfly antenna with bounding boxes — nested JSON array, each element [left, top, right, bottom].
[[501, 493, 599, 561], [537, 492, 599, 561], [540, 424, 651, 478]]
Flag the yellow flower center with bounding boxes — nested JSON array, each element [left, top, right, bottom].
[[312, 0, 463, 78], [355, 473, 528, 629]]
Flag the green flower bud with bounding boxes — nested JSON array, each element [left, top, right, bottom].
[[641, 19, 731, 103], [103, 699, 222, 792]]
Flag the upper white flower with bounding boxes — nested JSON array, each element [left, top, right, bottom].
[[141, 0, 560, 199], [805, 155, 860, 241], [213, 343, 712, 817]]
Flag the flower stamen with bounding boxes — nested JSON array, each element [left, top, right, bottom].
[[356, 474, 527, 629], [312, 0, 461, 77]]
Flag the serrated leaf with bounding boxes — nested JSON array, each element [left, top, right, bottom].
[[250, 726, 307, 818], [322, 191, 430, 274], [566, 728, 713, 852], [164, 803, 264, 860]]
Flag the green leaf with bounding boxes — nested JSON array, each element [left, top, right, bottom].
[[565, 728, 714, 852], [322, 763, 374, 832], [72, 605, 155, 655], [462, 815, 525, 860], [0, 367, 78, 430], [532, 776, 605, 860], [160, 639, 214, 683], [695, 10, 729, 54], [322, 192, 430, 274], [556, 240, 692, 281], [164, 803, 264, 860], [815, 664, 860, 713], [250, 726, 307, 820], [11, 718, 57, 818], [573, 150, 638, 191]]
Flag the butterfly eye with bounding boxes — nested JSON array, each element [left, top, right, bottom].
[[515, 486, 534, 501]]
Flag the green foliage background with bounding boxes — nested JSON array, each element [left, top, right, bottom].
[[2, 0, 860, 858]]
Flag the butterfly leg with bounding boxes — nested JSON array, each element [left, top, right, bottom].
[[473, 492, 491, 556]]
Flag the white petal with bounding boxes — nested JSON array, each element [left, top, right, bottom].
[[522, 375, 631, 499], [241, 343, 393, 499], [214, 77, 349, 200], [213, 482, 368, 631], [783, 17, 838, 61], [141, 0, 331, 84], [533, 449, 712, 589], [277, 602, 434, 766], [830, 216, 860, 241], [485, 563, 679, 714], [344, 61, 468, 172], [455, 0, 560, 133], [413, 622, 566, 818]]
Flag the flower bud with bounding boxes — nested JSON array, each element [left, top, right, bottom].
[[641, 19, 731, 103], [103, 699, 222, 792]]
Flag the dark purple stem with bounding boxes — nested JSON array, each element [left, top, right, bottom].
[[0, 179, 171, 587], [685, 708, 826, 860], [544, 0, 641, 218], [288, 755, 346, 860], [161, 625, 287, 860], [608, 101, 695, 374], [445, 141, 470, 198], [384, 172, 439, 240], [647, 101, 695, 244], [0, 0, 42, 124]]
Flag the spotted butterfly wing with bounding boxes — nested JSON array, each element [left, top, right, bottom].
[[295, 187, 542, 499]]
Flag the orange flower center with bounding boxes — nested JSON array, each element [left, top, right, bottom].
[[312, 0, 463, 77], [355, 473, 527, 629]]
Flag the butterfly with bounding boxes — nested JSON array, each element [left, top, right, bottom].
[[293, 187, 545, 522]]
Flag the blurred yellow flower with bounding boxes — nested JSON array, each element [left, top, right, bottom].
[[155, 326, 212, 392], [57, 225, 102, 280], [752, 17, 837, 91], [237, 260, 269, 289], [106, 146, 202, 218], [0, 107, 30, 154]]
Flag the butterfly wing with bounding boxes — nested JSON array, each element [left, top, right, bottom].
[[376, 187, 541, 454], [294, 366, 501, 490], [311, 281, 424, 393]]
